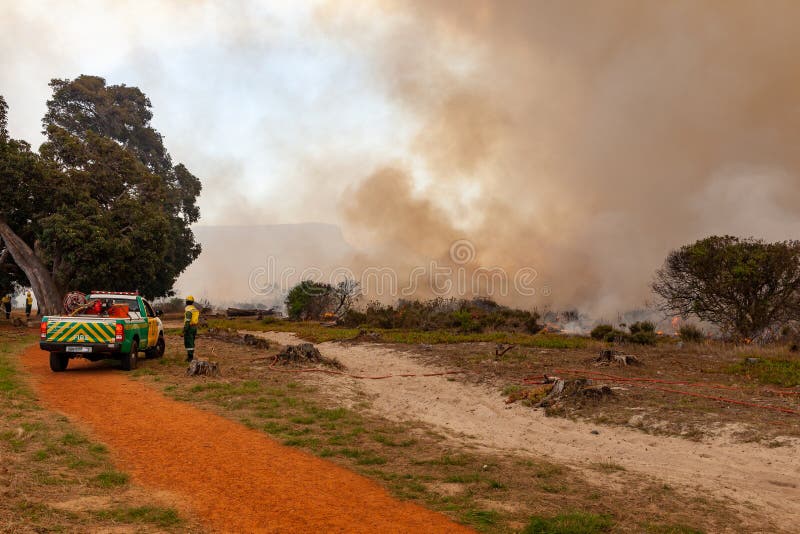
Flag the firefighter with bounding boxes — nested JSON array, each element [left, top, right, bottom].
[[1, 294, 10, 319], [183, 295, 200, 362], [25, 291, 33, 319]]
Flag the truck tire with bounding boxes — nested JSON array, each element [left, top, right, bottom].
[[121, 339, 138, 371], [49, 352, 69, 372], [145, 336, 165, 359]]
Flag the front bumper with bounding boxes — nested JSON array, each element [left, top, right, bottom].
[[40, 342, 122, 355]]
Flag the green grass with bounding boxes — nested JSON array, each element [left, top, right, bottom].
[[206, 318, 588, 348], [462, 509, 501, 528], [93, 470, 129, 487], [727, 357, 800, 387], [94, 506, 183, 528], [523, 511, 614, 533]]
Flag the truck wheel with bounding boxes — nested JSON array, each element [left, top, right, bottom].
[[122, 339, 138, 371], [146, 336, 165, 359], [49, 352, 69, 372]]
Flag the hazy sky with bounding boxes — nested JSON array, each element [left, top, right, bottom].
[[5, 1, 800, 312], [1, 1, 413, 225]]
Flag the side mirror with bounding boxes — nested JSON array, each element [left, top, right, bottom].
[[156, 309, 163, 317]]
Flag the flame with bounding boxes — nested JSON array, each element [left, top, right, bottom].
[[671, 316, 681, 333]]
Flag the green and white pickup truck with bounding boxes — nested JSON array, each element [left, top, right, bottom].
[[40, 292, 165, 372]]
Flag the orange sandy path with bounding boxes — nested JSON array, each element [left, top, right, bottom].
[[20, 346, 472, 533]]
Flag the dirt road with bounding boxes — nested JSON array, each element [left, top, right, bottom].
[[251, 331, 800, 532], [20, 345, 471, 533]]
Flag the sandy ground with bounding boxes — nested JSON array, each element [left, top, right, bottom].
[[251, 331, 800, 532], [20, 345, 471, 534]]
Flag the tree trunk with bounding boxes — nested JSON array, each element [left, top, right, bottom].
[[0, 219, 62, 315]]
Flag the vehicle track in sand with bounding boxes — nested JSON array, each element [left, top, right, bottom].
[[248, 331, 800, 533], [20, 345, 472, 533]]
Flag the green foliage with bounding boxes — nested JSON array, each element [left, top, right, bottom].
[[629, 321, 655, 334], [679, 324, 705, 343], [523, 511, 613, 533], [285, 280, 334, 320], [602, 329, 628, 343], [629, 331, 657, 345], [451, 309, 481, 333], [0, 77, 202, 300], [728, 357, 800, 387], [357, 297, 540, 336], [590, 324, 614, 340], [93, 470, 129, 487], [653, 236, 800, 339]]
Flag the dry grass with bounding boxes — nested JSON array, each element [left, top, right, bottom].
[[205, 318, 589, 348], [0, 327, 198, 533], [125, 333, 752, 533], [408, 339, 800, 443]]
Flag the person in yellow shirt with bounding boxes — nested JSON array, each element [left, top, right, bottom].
[[25, 291, 33, 318], [1, 294, 10, 319], [183, 295, 201, 362]]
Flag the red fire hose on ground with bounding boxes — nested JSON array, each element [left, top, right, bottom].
[[541, 368, 800, 416]]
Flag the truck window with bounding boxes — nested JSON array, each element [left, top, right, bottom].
[[143, 300, 155, 318]]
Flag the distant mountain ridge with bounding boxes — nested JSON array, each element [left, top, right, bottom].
[[174, 223, 355, 306]]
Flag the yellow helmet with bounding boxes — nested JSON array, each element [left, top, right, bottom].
[[185, 295, 195, 303]]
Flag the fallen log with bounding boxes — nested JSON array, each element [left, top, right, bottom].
[[595, 349, 643, 367], [225, 307, 276, 318], [207, 328, 270, 350], [274, 343, 344, 370], [537, 378, 612, 408]]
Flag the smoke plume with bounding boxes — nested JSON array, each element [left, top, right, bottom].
[[329, 0, 800, 313]]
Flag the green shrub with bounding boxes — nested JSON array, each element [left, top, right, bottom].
[[679, 324, 705, 343], [590, 324, 614, 340], [629, 321, 655, 334], [603, 329, 629, 343], [339, 309, 366, 327], [629, 331, 657, 345], [525, 313, 542, 334], [285, 280, 334, 320], [452, 309, 481, 333]]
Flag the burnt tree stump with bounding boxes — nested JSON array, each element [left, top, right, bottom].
[[186, 360, 220, 377]]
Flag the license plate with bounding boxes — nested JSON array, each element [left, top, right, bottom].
[[66, 346, 91, 353]]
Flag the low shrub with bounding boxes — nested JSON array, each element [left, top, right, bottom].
[[679, 324, 705, 343], [629, 321, 655, 334], [603, 329, 629, 343], [590, 324, 614, 340], [629, 331, 657, 345]]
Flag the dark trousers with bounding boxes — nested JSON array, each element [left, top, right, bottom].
[[3, 303, 9, 319], [25, 304, 31, 317], [184, 326, 197, 360]]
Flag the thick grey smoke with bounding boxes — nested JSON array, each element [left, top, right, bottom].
[[329, 0, 800, 313], [5, 2, 800, 313]]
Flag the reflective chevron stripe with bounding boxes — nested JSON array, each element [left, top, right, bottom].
[[47, 321, 116, 344]]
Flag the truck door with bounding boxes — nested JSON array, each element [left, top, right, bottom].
[[142, 299, 158, 347]]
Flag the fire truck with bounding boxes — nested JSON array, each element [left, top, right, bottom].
[[39, 291, 165, 372]]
